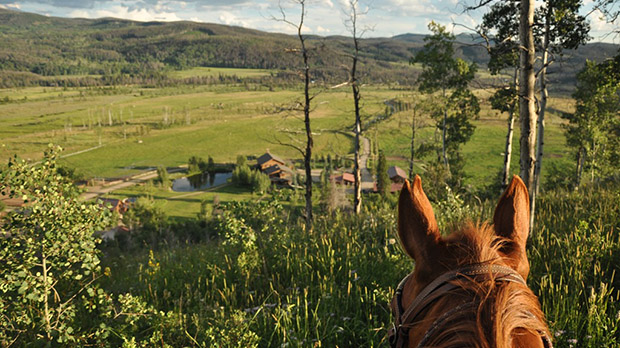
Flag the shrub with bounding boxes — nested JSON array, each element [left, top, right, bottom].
[[232, 164, 271, 194], [0, 145, 114, 345], [122, 197, 169, 248], [156, 165, 170, 188], [251, 170, 271, 194]]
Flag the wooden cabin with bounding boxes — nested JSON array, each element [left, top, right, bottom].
[[388, 166, 407, 183], [264, 164, 293, 185], [257, 152, 286, 171]]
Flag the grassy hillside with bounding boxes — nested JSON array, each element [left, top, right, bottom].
[[99, 183, 620, 347], [0, 8, 618, 90]]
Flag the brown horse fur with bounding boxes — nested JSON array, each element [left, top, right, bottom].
[[394, 175, 550, 348]]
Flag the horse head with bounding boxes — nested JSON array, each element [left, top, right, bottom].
[[389, 175, 551, 348]]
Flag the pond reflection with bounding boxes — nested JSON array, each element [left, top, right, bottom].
[[172, 172, 232, 192]]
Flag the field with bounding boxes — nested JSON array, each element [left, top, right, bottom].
[[0, 81, 399, 178], [0, 71, 573, 183], [0, 70, 577, 220], [168, 67, 276, 79]]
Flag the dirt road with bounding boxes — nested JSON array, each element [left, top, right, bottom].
[[80, 167, 185, 201]]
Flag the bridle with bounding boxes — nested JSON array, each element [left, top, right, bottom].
[[388, 264, 553, 348]]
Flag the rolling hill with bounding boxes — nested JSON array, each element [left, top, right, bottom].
[[0, 8, 618, 92]]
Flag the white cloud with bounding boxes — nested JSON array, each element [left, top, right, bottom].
[[316, 25, 329, 33], [589, 9, 620, 42], [590, 9, 616, 32], [69, 5, 183, 22], [4, 2, 21, 9], [318, 0, 334, 8], [381, 0, 439, 16], [217, 11, 250, 27]]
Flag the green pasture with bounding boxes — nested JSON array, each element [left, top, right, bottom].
[[0, 80, 576, 190], [103, 180, 257, 221], [0, 84, 399, 177], [168, 67, 275, 79], [373, 94, 573, 187]]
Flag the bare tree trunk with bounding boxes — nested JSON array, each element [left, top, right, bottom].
[[275, 1, 313, 230], [531, 16, 550, 232], [576, 146, 584, 189], [348, 0, 362, 214], [301, 28, 313, 232], [286, 0, 313, 231], [502, 68, 519, 191], [409, 105, 417, 180], [442, 88, 450, 175], [519, 0, 538, 203]]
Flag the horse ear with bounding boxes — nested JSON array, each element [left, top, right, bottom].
[[398, 175, 441, 263], [493, 175, 530, 277]]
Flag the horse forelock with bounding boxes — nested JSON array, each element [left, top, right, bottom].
[[406, 222, 549, 348]]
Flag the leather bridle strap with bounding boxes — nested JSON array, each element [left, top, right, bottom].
[[398, 264, 526, 327], [389, 264, 540, 348]]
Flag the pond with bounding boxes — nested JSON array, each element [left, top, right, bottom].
[[171, 172, 232, 192]]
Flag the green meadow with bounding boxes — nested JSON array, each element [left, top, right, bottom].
[[0, 82, 398, 178], [168, 67, 275, 78], [0, 78, 573, 183], [0, 69, 578, 223]]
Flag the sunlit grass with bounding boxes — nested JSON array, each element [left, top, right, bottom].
[[102, 182, 620, 347], [168, 67, 275, 78]]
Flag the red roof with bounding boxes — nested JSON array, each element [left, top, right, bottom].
[[342, 173, 355, 183], [331, 173, 355, 184], [372, 182, 404, 193]]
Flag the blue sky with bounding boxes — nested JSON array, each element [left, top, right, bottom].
[[0, 0, 618, 42]]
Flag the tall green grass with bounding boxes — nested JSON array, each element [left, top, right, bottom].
[[102, 184, 620, 347]]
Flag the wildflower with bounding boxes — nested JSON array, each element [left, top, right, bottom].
[[567, 339, 577, 344], [554, 330, 565, 337]]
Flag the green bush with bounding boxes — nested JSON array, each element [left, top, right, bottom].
[[232, 164, 271, 194], [122, 197, 169, 248], [156, 165, 170, 188], [0, 146, 158, 346]]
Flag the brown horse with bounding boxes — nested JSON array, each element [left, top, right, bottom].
[[388, 175, 552, 348]]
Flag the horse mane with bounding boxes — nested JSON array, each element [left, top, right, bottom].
[[417, 222, 550, 348]]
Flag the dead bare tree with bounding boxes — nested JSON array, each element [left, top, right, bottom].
[[519, 0, 538, 200], [274, 0, 314, 231], [344, 0, 366, 214]]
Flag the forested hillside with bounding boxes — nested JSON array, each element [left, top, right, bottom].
[[0, 8, 617, 90]]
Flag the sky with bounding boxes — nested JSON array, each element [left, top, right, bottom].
[[0, 0, 618, 43]]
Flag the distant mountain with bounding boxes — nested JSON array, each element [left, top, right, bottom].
[[0, 8, 618, 92]]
